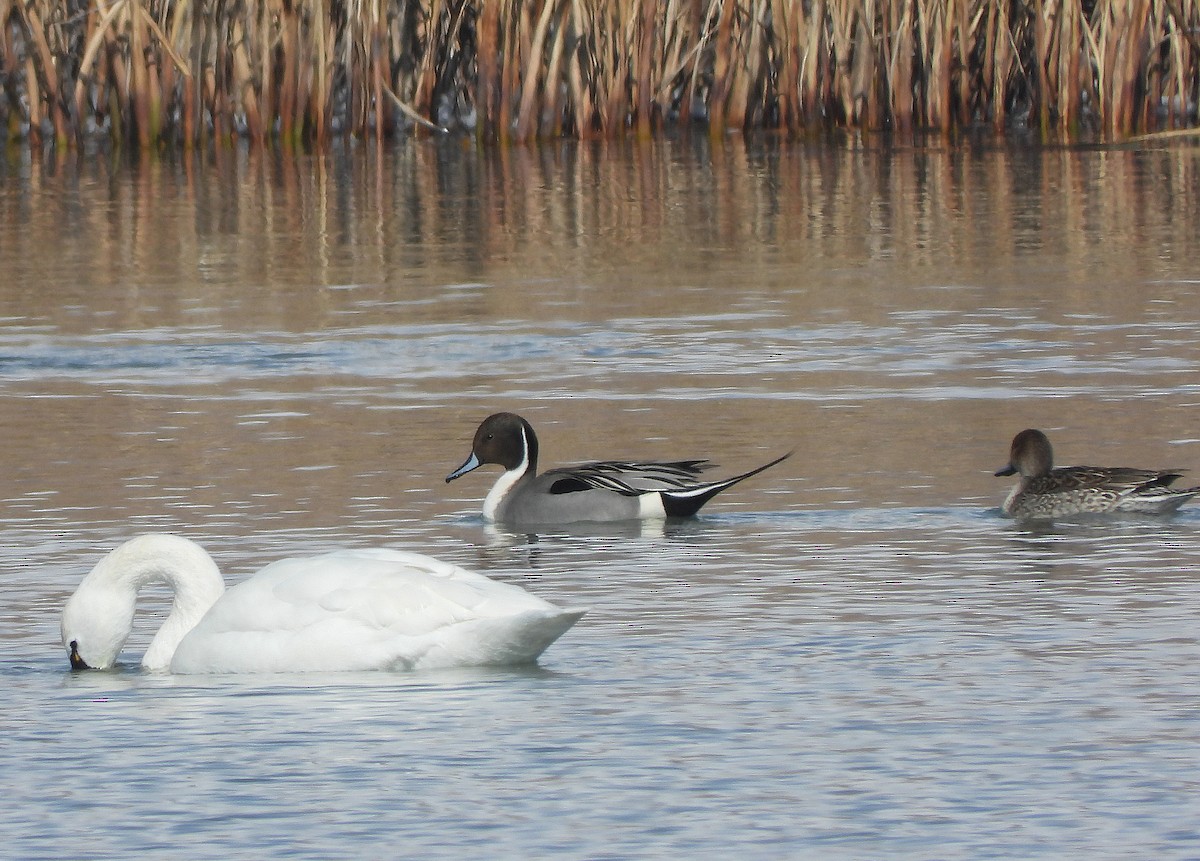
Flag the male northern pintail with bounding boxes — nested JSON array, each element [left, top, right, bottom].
[[446, 412, 790, 524], [994, 428, 1199, 519]]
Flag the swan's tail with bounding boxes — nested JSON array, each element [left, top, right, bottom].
[[414, 608, 586, 669], [511, 608, 587, 662]]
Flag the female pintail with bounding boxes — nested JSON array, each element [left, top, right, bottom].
[[995, 428, 1199, 519]]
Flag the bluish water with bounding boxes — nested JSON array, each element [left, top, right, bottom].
[[2, 138, 1199, 859]]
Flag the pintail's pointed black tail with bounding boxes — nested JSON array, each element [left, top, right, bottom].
[[660, 451, 792, 518]]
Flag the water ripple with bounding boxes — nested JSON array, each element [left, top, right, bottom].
[[0, 315, 1194, 404]]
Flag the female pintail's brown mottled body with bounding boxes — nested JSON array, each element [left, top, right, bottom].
[[995, 428, 1200, 519], [446, 412, 790, 525]]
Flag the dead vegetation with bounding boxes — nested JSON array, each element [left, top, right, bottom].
[[1, 0, 1197, 147]]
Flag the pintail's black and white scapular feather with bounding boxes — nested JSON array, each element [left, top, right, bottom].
[[446, 412, 790, 524], [995, 428, 1200, 519]]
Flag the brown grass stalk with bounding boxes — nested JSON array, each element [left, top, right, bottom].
[[13, 0, 66, 143], [514, 0, 554, 141], [889, 0, 915, 131], [541, 3, 568, 136], [634, 0, 655, 136], [708, 0, 734, 131]]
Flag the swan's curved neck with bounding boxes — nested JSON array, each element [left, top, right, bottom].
[[63, 535, 226, 671], [141, 549, 225, 671]]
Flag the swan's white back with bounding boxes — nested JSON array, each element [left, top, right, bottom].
[[171, 548, 583, 673], [61, 536, 584, 674]]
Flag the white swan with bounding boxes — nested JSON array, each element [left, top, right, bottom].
[[60, 534, 585, 674]]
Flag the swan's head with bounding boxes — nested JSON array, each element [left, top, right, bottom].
[[61, 580, 136, 670], [60, 534, 226, 671]]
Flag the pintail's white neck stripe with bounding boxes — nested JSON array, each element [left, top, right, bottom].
[[483, 429, 533, 522], [518, 423, 533, 471]]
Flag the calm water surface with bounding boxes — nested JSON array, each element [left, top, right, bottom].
[[1, 137, 1199, 859]]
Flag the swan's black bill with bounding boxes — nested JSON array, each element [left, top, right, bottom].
[[68, 640, 92, 671]]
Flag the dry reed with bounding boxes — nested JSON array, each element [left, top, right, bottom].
[[1, 0, 1197, 147]]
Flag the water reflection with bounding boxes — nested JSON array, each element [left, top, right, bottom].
[[3, 137, 1200, 858], [1000, 513, 1200, 581], [5, 140, 1200, 331]]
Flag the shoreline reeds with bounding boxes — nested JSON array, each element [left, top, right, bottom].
[[1, 0, 1197, 149]]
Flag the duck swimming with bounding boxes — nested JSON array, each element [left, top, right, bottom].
[[61, 534, 584, 673], [446, 412, 790, 525], [995, 428, 1199, 519]]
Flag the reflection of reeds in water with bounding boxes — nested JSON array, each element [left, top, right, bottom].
[[1, 0, 1197, 146], [7, 138, 1197, 315]]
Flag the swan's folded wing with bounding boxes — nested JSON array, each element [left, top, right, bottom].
[[170, 549, 583, 673]]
